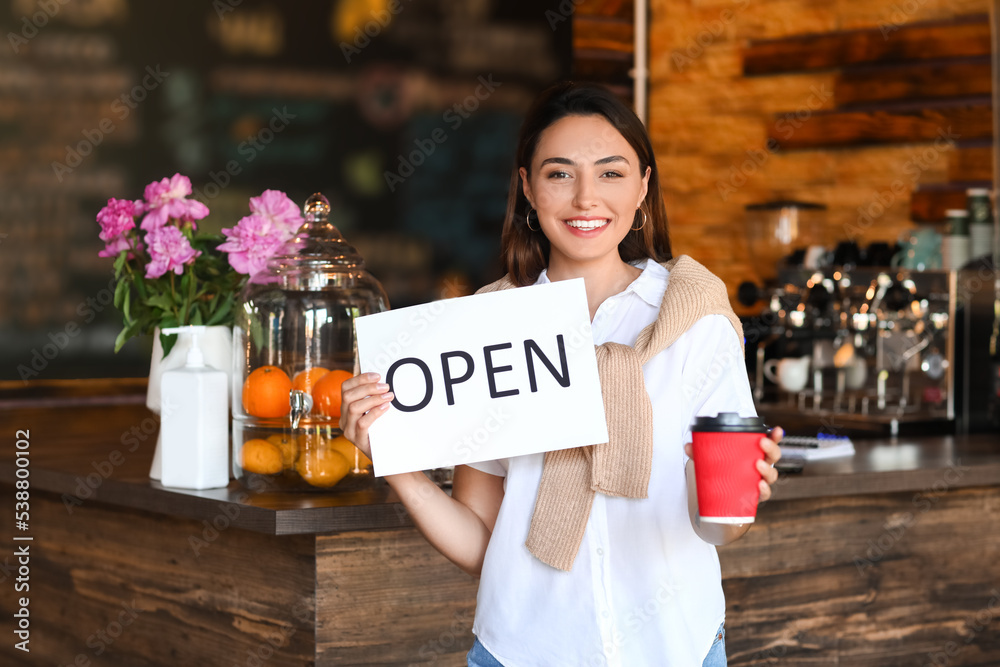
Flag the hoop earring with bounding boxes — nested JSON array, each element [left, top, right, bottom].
[[631, 209, 647, 232], [526, 207, 540, 232]]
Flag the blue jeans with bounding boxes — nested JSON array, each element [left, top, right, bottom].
[[703, 623, 727, 666], [468, 638, 505, 667], [467, 625, 726, 666]]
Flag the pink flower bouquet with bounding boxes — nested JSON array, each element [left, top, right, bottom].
[[97, 174, 302, 355]]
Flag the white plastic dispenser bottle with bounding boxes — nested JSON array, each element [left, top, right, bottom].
[[159, 325, 230, 489]]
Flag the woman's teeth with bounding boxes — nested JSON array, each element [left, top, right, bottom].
[[565, 219, 609, 230]]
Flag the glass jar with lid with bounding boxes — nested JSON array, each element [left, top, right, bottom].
[[232, 193, 388, 492]]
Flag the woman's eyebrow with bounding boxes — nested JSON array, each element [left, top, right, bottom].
[[539, 155, 630, 167]]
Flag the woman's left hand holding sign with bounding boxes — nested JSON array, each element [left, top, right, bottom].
[[340, 372, 394, 459]]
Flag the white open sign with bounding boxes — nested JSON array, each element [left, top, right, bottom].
[[355, 278, 608, 476]]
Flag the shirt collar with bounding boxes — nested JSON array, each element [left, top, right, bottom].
[[534, 258, 667, 308], [629, 258, 667, 307]]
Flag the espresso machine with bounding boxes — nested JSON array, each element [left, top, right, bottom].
[[738, 197, 999, 436], [742, 265, 959, 436]]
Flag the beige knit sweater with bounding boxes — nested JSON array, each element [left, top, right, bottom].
[[475, 255, 743, 571]]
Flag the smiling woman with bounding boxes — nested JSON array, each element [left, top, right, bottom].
[[519, 114, 652, 318], [340, 81, 784, 667], [500, 82, 672, 294]]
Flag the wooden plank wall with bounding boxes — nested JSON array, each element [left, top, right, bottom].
[[648, 0, 994, 314], [316, 529, 480, 665], [0, 492, 318, 667], [718, 485, 1000, 666], [574, 0, 636, 105]]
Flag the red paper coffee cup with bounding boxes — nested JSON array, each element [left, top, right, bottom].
[[691, 412, 768, 524]]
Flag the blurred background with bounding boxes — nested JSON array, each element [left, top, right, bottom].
[[1, 0, 996, 422], [0, 0, 579, 379]]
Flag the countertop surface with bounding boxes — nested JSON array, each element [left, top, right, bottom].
[[2, 385, 999, 535]]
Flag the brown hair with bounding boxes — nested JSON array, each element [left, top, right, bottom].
[[500, 81, 672, 286]]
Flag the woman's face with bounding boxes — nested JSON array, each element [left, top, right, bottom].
[[520, 114, 650, 273]]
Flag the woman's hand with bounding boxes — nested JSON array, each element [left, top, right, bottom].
[[756, 426, 783, 502], [684, 425, 784, 545], [340, 372, 394, 459]]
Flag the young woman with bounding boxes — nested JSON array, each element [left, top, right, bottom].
[[341, 81, 782, 667]]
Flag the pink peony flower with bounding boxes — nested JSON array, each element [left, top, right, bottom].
[[145, 226, 200, 278], [141, 173, 210, 231], [98, 234, 142, 259], [96, 198, 142, 241], [217, 214, 290, 276], [249, 189, 303, 235]]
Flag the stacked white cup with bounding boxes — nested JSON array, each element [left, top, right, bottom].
[[942, 209, 970, 270], [966, 187, 994, 261], [970, 222, 995, 260]]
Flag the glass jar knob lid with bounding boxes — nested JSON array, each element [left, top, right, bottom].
[[304, 192, 330, 223]]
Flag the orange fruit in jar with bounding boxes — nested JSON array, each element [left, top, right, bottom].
[[312, 369, 354, 418], [241, 439, 283, 475], [292, 367, 330, 394], [295, 446, 351, 488], [328, 434, 372, 470], [266, 433, 300, 469], [242, 366, 293, 418]]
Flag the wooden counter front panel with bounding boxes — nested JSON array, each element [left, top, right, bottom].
[[720, 486, 1000, 666], [316, 530, 479, 665], [0, 491, 317, 667]]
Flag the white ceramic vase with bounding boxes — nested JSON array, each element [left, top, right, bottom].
[[147, 325, 233, 480]]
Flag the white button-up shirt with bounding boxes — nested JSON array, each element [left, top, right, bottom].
[[467, 259, 757, 666]]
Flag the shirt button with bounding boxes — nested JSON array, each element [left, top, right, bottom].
[[602, 610, 611, 619], [596, 548, 604, 556]]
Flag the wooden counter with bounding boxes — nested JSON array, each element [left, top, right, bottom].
[[1, 394, 999, 666]]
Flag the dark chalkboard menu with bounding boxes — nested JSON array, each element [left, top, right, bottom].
[[0, 0, 571, 380]]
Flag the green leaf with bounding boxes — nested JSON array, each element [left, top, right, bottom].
[[113, 250, 128, 277], [134, 276, 148, 300], [122, 283, 132, 322], [160, 330, 178, 357], [113, 280, 126, 309], [113, 320, 142, 353], [206, 295, 233, 326], [191, 308, 203, 325], [144, 293, 173, 311]]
